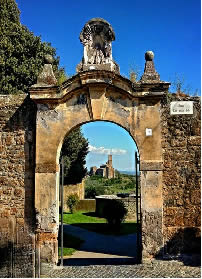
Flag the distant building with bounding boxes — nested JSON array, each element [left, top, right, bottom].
[[90, 155, 115, 179]]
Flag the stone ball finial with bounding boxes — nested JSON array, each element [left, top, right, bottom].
[[145, 51, 154, 61], [44, 54, 54, 64]]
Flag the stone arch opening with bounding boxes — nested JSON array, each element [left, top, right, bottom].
[[57, 120, 140, 263], [57, 119, 140, 166]]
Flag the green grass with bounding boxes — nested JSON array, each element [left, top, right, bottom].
[[58, 247, 76, 257], [62, 211, 106, 224], [58, 231, 84, 257], [61, 211, 138, 236]]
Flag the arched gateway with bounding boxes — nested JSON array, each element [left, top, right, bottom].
[[29, 18, 170, 265]]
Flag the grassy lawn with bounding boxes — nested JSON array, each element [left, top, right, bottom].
[[61, 211, 138, 236], [58, 231, 84, 257]]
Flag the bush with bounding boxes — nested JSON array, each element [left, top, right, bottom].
[[103, 199, 128, 229], [67, 194, 79, 214], [85, 185, 105, 198]]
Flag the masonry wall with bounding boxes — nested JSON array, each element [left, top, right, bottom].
[[63, 181, 85, 212], [0, 95, 36, 277], [161, 95, 201, 255], [0, 93, 200, 276]]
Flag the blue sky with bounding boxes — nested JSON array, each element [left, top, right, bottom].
[[81, 122, 136, 172], [16, 0, 200, 171]]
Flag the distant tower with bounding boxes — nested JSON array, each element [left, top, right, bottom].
[[106, 154, 115, 179], [108, 155, 112, 167]]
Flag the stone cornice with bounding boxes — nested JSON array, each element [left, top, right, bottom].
[[29, 70, 170, 103]]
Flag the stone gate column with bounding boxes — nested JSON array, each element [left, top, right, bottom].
[[140, 161, 163, 258], [29, 55, 60, 268]]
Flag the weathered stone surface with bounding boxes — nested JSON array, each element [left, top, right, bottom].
[[161, 95, 201, 255], [77, 18, 120, 73], [63, 181, 85, 212], [141, 51, 160, 82], [0, 95, 36, 277], [32, 55, 57, 87], [0, 71, 200, 277]]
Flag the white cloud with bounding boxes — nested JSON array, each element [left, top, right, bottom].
[[88, 145, 127, 155]]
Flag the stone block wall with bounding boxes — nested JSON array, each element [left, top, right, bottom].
[[0, 92, 200, 276], [75, 199, 96, 212], [63, 181, 85, 212], [0, 95, 36, 277], [161, 95, 201, 255]]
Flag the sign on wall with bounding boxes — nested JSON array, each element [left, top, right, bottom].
[[170, 101, 193, 115]]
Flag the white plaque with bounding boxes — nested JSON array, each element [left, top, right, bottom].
[[146, 128, 152, 136], [170, 101, 193, 115]]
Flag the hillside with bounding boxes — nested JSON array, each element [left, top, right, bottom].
[[84, 174, 139, 198]]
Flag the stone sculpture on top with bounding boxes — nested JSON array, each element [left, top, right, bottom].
[[77, 18, 120, 73]]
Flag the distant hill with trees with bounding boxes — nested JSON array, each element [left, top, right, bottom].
[[84, 173, 136, 198]]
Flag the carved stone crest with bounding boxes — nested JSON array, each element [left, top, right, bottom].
[[77, 18, 119, 73]]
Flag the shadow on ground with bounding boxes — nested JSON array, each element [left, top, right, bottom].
[[155, 227, 201, 267], [58, 223, 139, 266]]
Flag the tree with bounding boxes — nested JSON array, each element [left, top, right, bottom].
[[128, 63, 140, 83], [0, 0, 66, 95], [103, 199, 128, 229], [61, 127, 89, 185], [168, 73, 199, 96]]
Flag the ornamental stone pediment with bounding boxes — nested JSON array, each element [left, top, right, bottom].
[[30, 70, 170, 104]]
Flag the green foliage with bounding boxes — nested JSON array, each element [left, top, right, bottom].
[[67, 194, 79, 214], [85, 185, 105, 199], [103, 200, 128, 229], [61, 127, 89, 184], [84, 174, 136, 196], [103, 177, 122, 186], [0, 0, 66, 94], [115, 169, 121, 179]]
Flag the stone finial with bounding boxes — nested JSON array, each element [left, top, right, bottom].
[[32, 55, 57, 87], [141, 51, 160, 82], [76, 18, 120, 73], [145, 51, 154, 61]]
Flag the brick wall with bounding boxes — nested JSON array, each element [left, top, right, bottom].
[[0, 95, 36, 277], [161, 95, 201, 255]]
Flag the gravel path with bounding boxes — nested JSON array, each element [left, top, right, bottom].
[[42, 260, 201, 278], [41, 225, 200, 278]]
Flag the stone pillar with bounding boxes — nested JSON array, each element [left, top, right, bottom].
[[30, 55, 60, 269], [140, 160, 163, 258]]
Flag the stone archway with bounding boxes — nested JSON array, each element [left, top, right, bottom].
[[30, 69, 169, 265], [29, 18, 170, 266]]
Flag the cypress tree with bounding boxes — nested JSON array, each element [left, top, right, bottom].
[[61, 127, 89, 185], [0, 0, 64, 94]]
